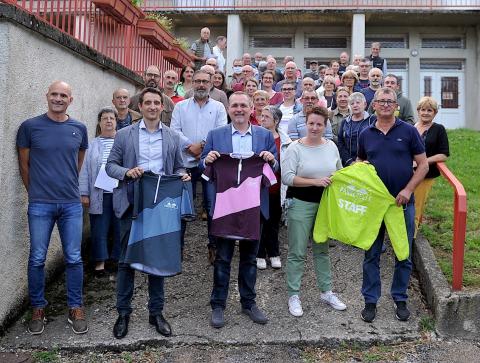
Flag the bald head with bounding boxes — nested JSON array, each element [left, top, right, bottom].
[[48, 81, 72, 96], [112, 88, 130, 111], [284, 61, 297, 79], [46, 81, 73, 117]]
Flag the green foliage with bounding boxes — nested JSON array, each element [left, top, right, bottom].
[[145, 13, 174, 32], [419, 315, 436, 332], [422, 129, 480, 287], [32, 349, 60, 363], [131, 0, 143, 7], [175, 37, 190, 51]]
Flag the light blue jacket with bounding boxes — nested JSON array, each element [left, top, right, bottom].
[[79, 137, 112, 214]]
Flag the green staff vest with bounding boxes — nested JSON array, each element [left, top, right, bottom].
[[313, 162, 409, 261]]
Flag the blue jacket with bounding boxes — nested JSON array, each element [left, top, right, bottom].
[[337, 112, 375, 166], [200, 124, 278, 219]]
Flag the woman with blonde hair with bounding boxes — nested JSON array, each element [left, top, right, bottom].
[[413, 96, 449, 237]]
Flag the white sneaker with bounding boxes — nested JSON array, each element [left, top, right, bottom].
[[270, 256, 282, 269], [288, 295, 303, 317], [320, 291, 347, 311], [256, 258, 267, 270]]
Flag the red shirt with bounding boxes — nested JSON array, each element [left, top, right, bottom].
[[170, 95, 184, 104]]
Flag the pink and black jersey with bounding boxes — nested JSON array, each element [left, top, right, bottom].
[[202, 153, 277, 241]]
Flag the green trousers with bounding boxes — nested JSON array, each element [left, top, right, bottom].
[[286, 198, 331, 296]]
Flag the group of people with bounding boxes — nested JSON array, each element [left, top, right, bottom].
[[16, 27, 450, 339]]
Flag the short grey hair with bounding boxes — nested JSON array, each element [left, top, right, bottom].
[[262, 106, 283, 129], [373, 87, 398, 102], [348, 92, 366, 104]]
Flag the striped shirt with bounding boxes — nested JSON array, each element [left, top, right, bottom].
[[99, 137, 115, 165]]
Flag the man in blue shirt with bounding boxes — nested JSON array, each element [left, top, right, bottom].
[[16, 81, 89, 335], [171, 70, 228, 264], [357, 87, 428, 323]]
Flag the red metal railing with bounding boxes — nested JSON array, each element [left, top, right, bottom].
[[3, 0, 188, 77], [435, 162, 467, 291], [142, 0, 480, 11]]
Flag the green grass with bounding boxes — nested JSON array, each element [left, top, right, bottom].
[[421, 129, 480, 287]]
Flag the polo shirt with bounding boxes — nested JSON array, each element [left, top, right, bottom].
[[357, 118, 425, 197]]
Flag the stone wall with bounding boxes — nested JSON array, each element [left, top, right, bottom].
[[0, 10, 141, 330]]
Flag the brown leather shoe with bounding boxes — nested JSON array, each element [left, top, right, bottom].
[[208, 246, 216, 265], [201, 210, 208, 221], [28, 308, 46, 335], [68, 307, 88, 334]]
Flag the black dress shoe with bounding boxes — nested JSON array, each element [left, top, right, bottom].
[[113, 314, 129, 339], [149, 314, 172, 337]]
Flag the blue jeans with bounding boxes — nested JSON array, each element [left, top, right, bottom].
[[116, 209, 164, 316], [89, 193, 121, 262], [210, 237, 260, 310], [362, 200, 415, 304], [181, 166, 215, 248], [27, 202, 83, 308]]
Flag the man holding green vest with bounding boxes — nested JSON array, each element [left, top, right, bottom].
[[357, 87, 428, 323]]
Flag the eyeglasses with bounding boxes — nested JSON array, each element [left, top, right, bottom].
[[193, 79, 211, 84], [302, 97, 318, 101], [146, 73, 161, 79], [375, 99, 397, 106], [282, 88, 295, 92]]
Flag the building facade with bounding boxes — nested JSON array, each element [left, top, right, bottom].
[[147, 0, 480, 129]]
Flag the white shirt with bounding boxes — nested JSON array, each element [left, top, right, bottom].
[[278, 104, 295, 134], [213, 45, 226, 73]]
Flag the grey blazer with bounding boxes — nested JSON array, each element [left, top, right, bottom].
[[106, 121, 185, 218]]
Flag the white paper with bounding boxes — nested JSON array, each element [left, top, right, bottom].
[[94, 164, 118, 192]]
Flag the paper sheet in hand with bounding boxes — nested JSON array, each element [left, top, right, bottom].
[[94, 164, 118, 192]]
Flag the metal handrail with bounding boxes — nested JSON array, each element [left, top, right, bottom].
[[142, 0, 480, 11], [436, 161, 467, 291]]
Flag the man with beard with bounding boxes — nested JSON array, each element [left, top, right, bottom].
[[287, 90, 333, 141], [360, 68, 383, 109], [184, 65, 228, 110], [112, 88, 142, 130], [201, 92, 278, 329], [171, 70, 228, 264], [129, 65, 175, 126], [162, 70, 184, 105]]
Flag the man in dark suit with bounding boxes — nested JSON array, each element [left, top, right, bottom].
[[201, 92, 278, 329], [106, 87, 189, 339]]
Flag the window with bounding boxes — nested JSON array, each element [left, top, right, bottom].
[[249, 36, 293, 48], [420, 60, 463, 70], [423, 77, 432, 97], [306, 37, 347, 49], [421, 37, 465, 49], [365, 36, 408, 49], [441, 77, 459, 109]]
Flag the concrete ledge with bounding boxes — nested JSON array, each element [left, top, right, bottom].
[[0, 3, 143, 86], [413, 235, 480, 338]]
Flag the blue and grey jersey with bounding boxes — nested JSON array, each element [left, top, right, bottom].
[[124, 173, 195, 277]]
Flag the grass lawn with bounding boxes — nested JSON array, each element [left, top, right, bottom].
[[420, 129, 480, 288]]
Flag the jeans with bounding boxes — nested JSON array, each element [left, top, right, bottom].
[[210, 237, 260, 310], [27, 202, 83, 308], [116, 209, 164, 316], [181, 166, 215, 248], [258, 192, 281, 259], [362, 199, 415, 304], [89, 193, 121, 262]]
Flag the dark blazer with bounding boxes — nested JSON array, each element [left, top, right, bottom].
[[106, 121, 185, 218], [200, 124, 278, 219]]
